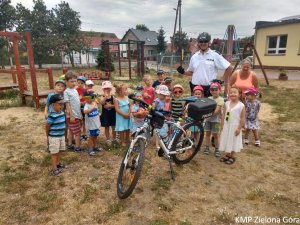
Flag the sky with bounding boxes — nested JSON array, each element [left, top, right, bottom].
[[10, 0, 300, 41]]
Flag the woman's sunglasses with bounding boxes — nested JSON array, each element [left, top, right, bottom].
[[173, 90, 183, 94], [225, 112, 230, 122]]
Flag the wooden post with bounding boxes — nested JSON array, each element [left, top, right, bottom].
[[141, 42, 145, 75], [48, 67, 54, 89], [10, 66, 17, 83], [128, 40, 132, 80], [118, 43, 121, 77], [24, 28, 40, 109]]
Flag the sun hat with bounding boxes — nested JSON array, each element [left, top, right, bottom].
[[210, 82, 221, 90], [85, 80, 94, 86], [55, 80, 66, 86], [164, 77, 172, 83], [49, 94, 64, 104], [193, 85, 204, 92], [83, 89, 97, 99], [77, 76, 87, 83], [244, 87, 259, 95], [157, 70, 165, 75], [173, 84, 184, 91], [102, 81, 112, 89], [155, 85, 170, 96]]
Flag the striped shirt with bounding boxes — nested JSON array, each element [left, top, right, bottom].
[[47, 111, 66, 137], [171, 98, 184, 121]]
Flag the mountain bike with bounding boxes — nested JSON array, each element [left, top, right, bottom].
[[116, 95, 216, 199]]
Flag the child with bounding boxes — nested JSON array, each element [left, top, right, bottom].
[[219, 86, 245, 165], [83, 89, 102, 156], [86, 80, 94, 89], [114, 84, 132, 147], [244, 87, 261, 147], [143, 74, 155, 105], [171, 84, 184, 121], [99, 81, 116, 146], [46, 94, 66, 176], [152, 70, 165, 88], [44, 80, 66, 119], [164, 77, 173, 91], [131, 92, 148, 133], [64, 71, 83, 152], [76, 76, 88, 140], [153, 85, 170, 153], [204, 82, 224, 157]]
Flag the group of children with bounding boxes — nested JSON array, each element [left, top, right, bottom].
[[45, 70, 261, 176]]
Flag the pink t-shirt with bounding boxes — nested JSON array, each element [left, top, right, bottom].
[[143, 86, 155, 105]]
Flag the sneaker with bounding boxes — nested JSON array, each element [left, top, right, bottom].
[[74, 147, 83, 153], [244, 138, 249, 145], [51, 168, 61, 176], [57, 163, 67, 170], [255, 140, 260, 147], [204, 146, 210, 155], [88, 149, 96, 156], [214, 149, 221, 157], [67, 144, 75, 151], [93, 147, 103, 152]]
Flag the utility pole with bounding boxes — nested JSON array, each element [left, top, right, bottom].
[[172, 0, 183, 65]]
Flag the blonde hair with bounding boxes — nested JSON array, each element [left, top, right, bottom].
[[230, 85, 242, 96], [114, 83, 127, 96], [143, 74, 152, 81]]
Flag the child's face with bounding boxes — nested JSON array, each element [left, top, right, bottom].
[[229, 88, 240, 101], [122, 86, 128, 96], [158, 74, 164, 81], [103, 88, 111, 95], [77, 80, 85, 88], [54, 83, 65, 93], [85, 97, 93, 104], [87, 84, 94, 89], [246, 93, 256, 101], [135, 93, 143, 100], [173, 88, 183, 98], [165, 82, 172, 90], [210, 87, 220, 98], [158, 94, 166, 100], [52, 101, 64, 112], [144, 78, 152, 86], [194, 90, 203, 98], [66, 78, 77, 88]]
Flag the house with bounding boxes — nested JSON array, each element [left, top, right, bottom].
[[254, 15, 300, 69], [121, 29, 159, 60], [63, 31, 120, 66]]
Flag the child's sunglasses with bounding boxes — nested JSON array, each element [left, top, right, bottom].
[[225, 112, 230, 122], [173, 90, 183, 94], [210, 88, 219, 91]]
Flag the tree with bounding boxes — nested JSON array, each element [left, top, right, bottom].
[[157, 26, 166, 53], [52, 1, 90, 67], [170, 31, 190, 54], [135, 24, 149, 31], [96, 40, 114, 72]]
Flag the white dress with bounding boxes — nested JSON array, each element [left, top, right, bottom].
[[220, 101, 244, 153]]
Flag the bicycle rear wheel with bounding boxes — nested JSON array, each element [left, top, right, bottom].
[[117, 139, 145, 199], [171, 121, 204, 165]]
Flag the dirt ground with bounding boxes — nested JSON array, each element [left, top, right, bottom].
[[0, 75, 299, 225]]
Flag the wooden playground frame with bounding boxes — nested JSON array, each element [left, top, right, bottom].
[[0, 28, 54, 109]]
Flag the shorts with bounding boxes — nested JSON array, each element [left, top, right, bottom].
[[204, 121, 220, 133], [48, 136, 66, 154], [89, 129, 100, 137], [67, 118, 81, 136]]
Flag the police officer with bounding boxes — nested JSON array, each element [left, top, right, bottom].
[[177, 32, 232, 96]]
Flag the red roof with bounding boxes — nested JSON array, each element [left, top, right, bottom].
[[90, 37, 120, 52]]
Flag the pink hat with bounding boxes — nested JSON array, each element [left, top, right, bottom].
[[193, 85, 204, 92], [244, 87, 259, 95], [155, 85, 170, 96], [102, 81, 112, 89], [210, 82, 221, 90]]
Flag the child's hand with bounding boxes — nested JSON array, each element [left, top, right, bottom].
[[144, 93, 150, 98], [235, 128, 241, 136], [70, 117, 76, 123], [44, 113, 48, 120], [123, 114, 130, 119]]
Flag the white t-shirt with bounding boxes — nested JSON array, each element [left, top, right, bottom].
[[84, 103, 101, 130], [187, 49, 230, 86], [63, 88, 82, 119]]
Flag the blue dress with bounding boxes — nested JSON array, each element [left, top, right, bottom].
[[115, 97, 132, 131]]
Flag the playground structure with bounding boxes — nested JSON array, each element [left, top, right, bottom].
[[0, 28, 54, 109]]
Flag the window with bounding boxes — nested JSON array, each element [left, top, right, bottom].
[[266, 35, 287, 55]]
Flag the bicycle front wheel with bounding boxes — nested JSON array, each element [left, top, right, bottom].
[[117, 139, 145, 199], [171, 121, 204, 165]]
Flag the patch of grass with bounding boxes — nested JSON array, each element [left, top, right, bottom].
[[212, 207, 234, 224], [151, 177, 171, 192], [246, 186, 265, 201], [79, 184, 97, 204], [23, 152, 38, 165], [106, 201, 124, 216], [40, 154, 51, 167], [33, 192, 57, 212], [158, 202, 172, 212], [0, 172, 30, 193], [179, 220, 192, 225], [102, 183, 111, 190], [245, 150, 263, 156], [149, 219, 169, 225]]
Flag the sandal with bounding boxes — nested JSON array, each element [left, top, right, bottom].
[[225, 157, 236, 165], [220, 155, 231, 162]]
